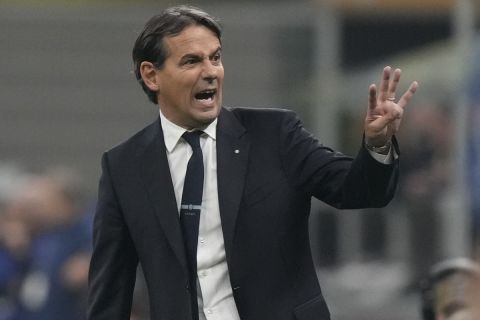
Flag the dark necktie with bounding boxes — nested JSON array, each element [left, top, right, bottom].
[[180, 131, 204, 320]]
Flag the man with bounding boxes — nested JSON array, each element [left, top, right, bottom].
[[420, 258, 480, 320], [6, 168, 90, 320], [87, 5, 418, 320]]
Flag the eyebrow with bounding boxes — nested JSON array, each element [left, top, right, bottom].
[[179, 46, 222, 62]]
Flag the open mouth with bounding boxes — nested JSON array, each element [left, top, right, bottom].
[[194, 89, 217, 101]]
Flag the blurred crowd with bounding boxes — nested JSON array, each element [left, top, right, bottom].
[[0, 164, 153, 320], [0, 165, 92, 320]]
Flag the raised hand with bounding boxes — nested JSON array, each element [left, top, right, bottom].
[[364, 66, 418, 147]]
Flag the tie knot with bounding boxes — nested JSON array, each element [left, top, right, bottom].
[[182, 131, 202, 150]]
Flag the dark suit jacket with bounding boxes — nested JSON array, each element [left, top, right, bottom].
[[87, 107, 399, 320]]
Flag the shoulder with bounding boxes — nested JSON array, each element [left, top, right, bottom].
[[225, 106, 299, 129], [227, 106, 296, 118], [104, 118, 160, 160]]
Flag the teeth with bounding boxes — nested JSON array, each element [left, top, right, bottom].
[[195, 89, 216, 100]]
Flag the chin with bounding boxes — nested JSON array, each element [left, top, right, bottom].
[[197, 107, 221, 122], [196, 115, 217, 127]]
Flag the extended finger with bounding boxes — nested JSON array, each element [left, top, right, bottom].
[[397, 81, 419, 109], [379, 66, 392, 101], [368, 84, 377, 114], [387, 68, 401, 100]]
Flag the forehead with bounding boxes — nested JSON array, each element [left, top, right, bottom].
[[164, 25, 221, 58], [434, 273, 474, 308]]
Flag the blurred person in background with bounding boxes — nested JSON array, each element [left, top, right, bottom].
[[467, 43, 480, 255], [0, 165, 32, 320], [420, 258, 480, 320], [3, 167, 92, 320], [87, 5, 418, 320], [0, 211, 29, 320]]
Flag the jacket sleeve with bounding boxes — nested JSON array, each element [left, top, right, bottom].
[[87, 152, 139, 320], [280, 110, 399, 209]]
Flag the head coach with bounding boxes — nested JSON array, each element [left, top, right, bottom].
[[87, 5, 418, 320]]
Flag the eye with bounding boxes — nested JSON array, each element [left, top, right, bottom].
[[211, 52, 221, 65], [182, 56, 200, 66]]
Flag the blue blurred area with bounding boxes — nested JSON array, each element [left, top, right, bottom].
[[468, 39, 480, 237], [0, 169, 92, 320]]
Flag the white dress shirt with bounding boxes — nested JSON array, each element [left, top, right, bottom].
[[369, 147, 394, 164], [159, 111, 241, 320]]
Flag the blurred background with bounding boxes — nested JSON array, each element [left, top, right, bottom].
[[1, 0, 479, 319]]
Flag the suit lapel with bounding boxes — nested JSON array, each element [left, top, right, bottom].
[[136, 110, 249, 275], [216, 108, 250, 264], [138, 119, 188, 275]]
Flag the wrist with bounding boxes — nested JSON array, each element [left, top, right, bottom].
[[365, 139, 392, 155]]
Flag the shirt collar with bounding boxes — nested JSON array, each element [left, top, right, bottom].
[[159, 110, 217, 153]]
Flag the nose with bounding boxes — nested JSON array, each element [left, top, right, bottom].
[[202, 61, 218, 83]]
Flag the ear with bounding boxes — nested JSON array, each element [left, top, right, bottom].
[[140, 61, 160, 92]]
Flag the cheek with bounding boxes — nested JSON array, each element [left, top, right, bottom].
[[218, 68, 225, 81], [166, 83, 190, 103], [177, 78, 196, 98]]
